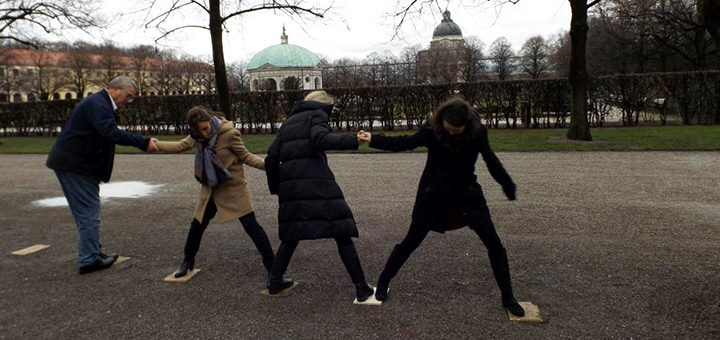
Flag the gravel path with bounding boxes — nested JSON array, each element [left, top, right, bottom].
[[1, 152, 719, 339]]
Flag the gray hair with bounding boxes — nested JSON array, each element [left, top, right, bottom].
[[108, 76, 138, 93]]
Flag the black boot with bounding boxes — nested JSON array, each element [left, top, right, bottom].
[[176, 219, 205, 278], [355, 281, 375, 302], [375, 280, 389, 301], [175, 259, 195, 278], [502, 294, 525, 317], [375, 245, 410, 302], [266, 241, 297, 295], [489, 248, 524, 317], [267, 277, 295, 294]]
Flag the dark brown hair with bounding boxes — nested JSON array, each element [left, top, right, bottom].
[[186, 106, 223, 133], [431, 97, 478, 136]]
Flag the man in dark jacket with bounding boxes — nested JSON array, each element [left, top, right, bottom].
[[46, 76, 158, 274]]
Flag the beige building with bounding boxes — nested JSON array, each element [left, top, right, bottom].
[[0, 48, 213, 102]]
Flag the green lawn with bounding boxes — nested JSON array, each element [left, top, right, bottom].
[[1, 125, 719, 154]]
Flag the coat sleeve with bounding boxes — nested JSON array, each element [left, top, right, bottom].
[[230, 129, 265, 170], [369, 124, 432, 152], [265, 135, 282, 195], [309, 111, 358, 151], [477, 126, 514, 188], [155, 135, 196, 153], [87, 103, 148, 150]]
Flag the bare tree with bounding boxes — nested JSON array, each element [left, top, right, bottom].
[[399, 44, 420, 85], [61, 43, 93, 98], [1, 0, 103, 48], [227, 60, 250, 92], [96, 41, 126, 87], [391, 0, 603, 140], [519, 35, 549, 79], [0, 49, 26, 101], [28, 48, 63, 100], [130, 45, 155, 95], [460, 36, 487, 83], [490, 37, 516, 80], [151, 50, 177, 95], [144, 0, 331, 121]]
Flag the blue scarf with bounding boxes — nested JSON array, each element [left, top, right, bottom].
[[192, 116, 232, 187]]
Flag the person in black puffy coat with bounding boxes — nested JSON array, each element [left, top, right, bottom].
[[264, 91, 374, 302], [357, 97, 525, 316]]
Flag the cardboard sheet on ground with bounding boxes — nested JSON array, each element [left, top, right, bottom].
[[11, 244, 51, 256], [259, 282, 298, 297], [113, 256, 130, 266], [164, 269, 201, 282], [353, 287, 383, 306], [508, 302, 543, 323]]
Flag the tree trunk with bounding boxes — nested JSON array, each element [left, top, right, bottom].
[[209, 0, 232, 121], [566, 0, 593, 141]]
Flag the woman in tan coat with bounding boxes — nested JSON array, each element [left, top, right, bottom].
[[154, 106, 282, 282]]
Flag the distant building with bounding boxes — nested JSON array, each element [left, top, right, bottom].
[[0, 48, 212, 102], [248, 27, 323, 91], [417, 11, 469, 84]]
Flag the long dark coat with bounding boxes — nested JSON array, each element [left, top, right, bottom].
[[265, 101, 359, 241], [369, 118, 516, 233]]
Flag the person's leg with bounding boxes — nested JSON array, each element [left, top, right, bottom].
[[55, 171, 103, 268], [470, 213, 524, 316], [267, 240, 298, 294], [238, 212, 275, 274], [376, 222, 430, 301], [176, 198, 217, 277], [336, 237, 374, 301]]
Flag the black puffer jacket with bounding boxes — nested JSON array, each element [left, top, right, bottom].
[[369, 118, 516, 233], [265, 101, 359, 241]]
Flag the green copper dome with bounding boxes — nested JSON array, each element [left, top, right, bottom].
[[248, 30, 320, 70], [432, 10, 462, 37]]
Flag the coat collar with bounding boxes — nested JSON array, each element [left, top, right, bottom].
[[290, 100, 333, 117]]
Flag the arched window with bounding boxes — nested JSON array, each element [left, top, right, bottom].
[[252, 79, 259, 91], [150, 91, 156, 96], [27, 93, 37, 102], [53, 93, 61, 100], [12, 93, 23, 102], [65, 93, 73, 100], [314, 77, 320, 89]]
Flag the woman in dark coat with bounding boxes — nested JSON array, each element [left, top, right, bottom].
[[264, 91, 374, 302], [357, 97, 525, 316]]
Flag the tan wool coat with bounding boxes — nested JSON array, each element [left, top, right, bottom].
[[156, 118, 265, 223]]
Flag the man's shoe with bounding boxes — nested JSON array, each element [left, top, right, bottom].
[[79, 256, 116, 275], [99, 252, 119, 261]]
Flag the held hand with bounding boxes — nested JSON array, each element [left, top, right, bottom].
[[357, 130, 372, 143], [147, 138, 160, 153]]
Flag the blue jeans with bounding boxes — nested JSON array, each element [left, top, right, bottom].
[[54, 171, 102, 266]]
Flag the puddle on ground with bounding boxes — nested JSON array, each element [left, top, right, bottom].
[[34, 181, 165, 208]]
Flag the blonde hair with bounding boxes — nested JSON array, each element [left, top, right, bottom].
[[304, 90, 333, 104]]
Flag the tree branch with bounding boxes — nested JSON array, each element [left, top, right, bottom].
[[587, 0, 602, 9], [154, 24, 209, 43], [222, 4, 326, 24]]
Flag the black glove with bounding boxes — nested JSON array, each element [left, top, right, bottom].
[[502, 183, 517, 201]]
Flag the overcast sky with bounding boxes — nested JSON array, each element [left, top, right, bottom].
[[42, 0, 572, 63]]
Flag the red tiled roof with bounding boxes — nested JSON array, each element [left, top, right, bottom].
[[0, 48, 211, 71]]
